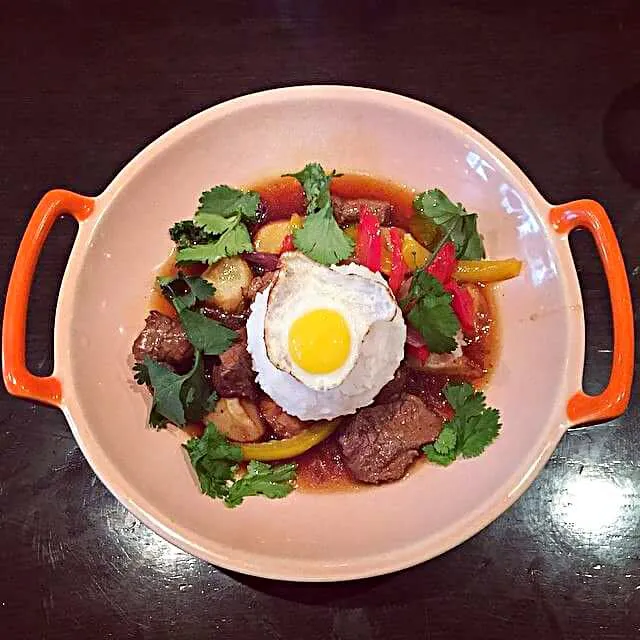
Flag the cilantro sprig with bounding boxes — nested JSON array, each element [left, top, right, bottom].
[[183, 422, 243, 499], [134, 353, 217, 427], [225, 461, 298, 507], [286, 163, 354, 265], [176, 222, 253, 265], [184, 423, 298, 507], [173, 185, 259, 264], [413, 189, 485, 260], [156, 272, 214, 308], [401, 270, 460, 353], [424, 383, 501, 465], [157, 273, 237, 355], [169, 220, 213, 249], [134, 273, 236, 427]]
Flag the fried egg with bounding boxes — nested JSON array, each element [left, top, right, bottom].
[[246, 252, 406, 420]]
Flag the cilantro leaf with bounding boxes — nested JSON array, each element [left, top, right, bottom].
[[458, 408, 500, 458], [224, 460, 297, 508], [424, 382, 501, 465], [144, 356, 194, 426], [156, 273, 236, 357], [170, 185, 259, 264], [285, 163, 334, 208], [183, 424, 298, 508], [293, 202, 355, 265], [422, 444, 456, 466], [194, 212, 241, 235], [414, 189, 485, 260], [287, 162, 354, 265], [197, 186, 260, 221], [169, 220, 214, 250], [433, 424, 457, 455], [403, 271, 459, 353], [178, 308, 237, 355], [157, 273, 214, 309], [444, 382, 484, 419], [149, 406, 168, 429], [138, 351, 214, 427], [197, 186, 260, 222], [183, 422, 242, 499], [133, 361, 151, 386], [176, 222, 253, 264]]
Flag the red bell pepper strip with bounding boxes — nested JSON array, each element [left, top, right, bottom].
[[355, 206, 382, 272], [280, 233, 295, 253], [407, 343, 430, 364], [406, 326, 430, 363], [444, 280, 475, 336], [427, 241, 456, 283], [388, 227, 407, 294]]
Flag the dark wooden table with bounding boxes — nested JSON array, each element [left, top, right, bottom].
[[1, 1, 639, 638]]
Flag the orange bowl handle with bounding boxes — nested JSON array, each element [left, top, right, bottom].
[[550, 199, 634, 426], [2, 190, 94, 406]]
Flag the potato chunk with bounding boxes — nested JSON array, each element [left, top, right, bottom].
[[202, 256, 253, 312], [205, 398, 266, 443]]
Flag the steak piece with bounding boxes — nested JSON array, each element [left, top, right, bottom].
[[375, 365, 409, 403], [211, 330, 256, 399], [331, 195, 392, 226], [338, 394, 442, 484], [259, 397, 307, 438], [201, 305, 248, 330], [132, 311, 194, 371]]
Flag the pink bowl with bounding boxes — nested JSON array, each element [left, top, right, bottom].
[[3, 86, 634, 581]]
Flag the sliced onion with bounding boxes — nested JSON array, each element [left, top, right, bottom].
[[406, 325, 426, 348], [243, 251, 280, 271]]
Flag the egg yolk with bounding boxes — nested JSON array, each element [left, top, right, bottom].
[[288, 309, 351, 374]]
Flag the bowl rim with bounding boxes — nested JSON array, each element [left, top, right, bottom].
[[53, 85, 585, 581]]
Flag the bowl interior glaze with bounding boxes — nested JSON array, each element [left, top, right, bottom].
[[55, 87, 583, 580]]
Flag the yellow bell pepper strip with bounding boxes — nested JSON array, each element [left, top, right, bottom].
[[401, 232, 431, 270], [240, 421, 339, 462], [454, 259, 522, 283]]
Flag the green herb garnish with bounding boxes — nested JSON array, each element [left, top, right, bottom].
[[196, 185, 260, 222], [174, 185, 259, 264], [225, 460, 298, 507], [169, 220, 214, 250], [413, 189, 485, 260], [424, 383, 501, 465], [401, 270, 460, 353], [183, 422, 243, 500], [184, 424, 298, 507], [176, 222, 253, 265], [177, 308, 237, 355], [286, 163, 354, 265], [135, 353, 217, 427], [157, 273, 237, 355], [156, 273, 214, 309]]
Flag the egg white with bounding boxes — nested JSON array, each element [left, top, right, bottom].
[[246, 253, 406, 421], [264, 253, 399, 391]]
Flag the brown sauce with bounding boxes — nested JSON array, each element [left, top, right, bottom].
[[149, 174, 500, 492]]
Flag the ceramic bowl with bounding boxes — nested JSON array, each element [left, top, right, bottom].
[[3, 86, 634, 581]]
